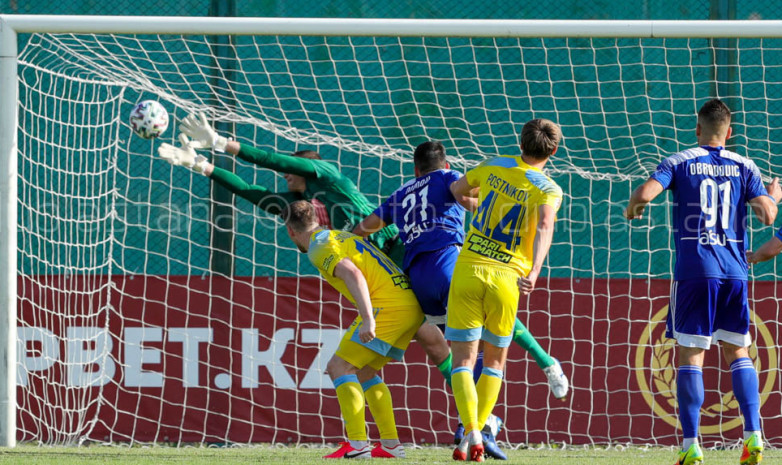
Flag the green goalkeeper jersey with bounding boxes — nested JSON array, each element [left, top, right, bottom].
[[209, 143, 403, 263]]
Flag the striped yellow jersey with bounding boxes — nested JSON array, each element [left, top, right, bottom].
[[307, 229, 420, 309], [460, 155, 563, 276]]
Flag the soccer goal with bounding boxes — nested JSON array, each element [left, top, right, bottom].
[[2, 16, 782, 448]]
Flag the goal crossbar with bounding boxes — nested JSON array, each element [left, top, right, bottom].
[[4, 16, 782, 38]]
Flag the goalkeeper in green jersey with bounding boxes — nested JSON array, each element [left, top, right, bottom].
[[156, 116, 450, 397], [158, 112, 404, 264]]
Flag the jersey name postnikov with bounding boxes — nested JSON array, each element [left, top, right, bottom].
[[485, 174, 529, 202]]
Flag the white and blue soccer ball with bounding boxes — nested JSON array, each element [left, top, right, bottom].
[[129, 100, 169, 139]]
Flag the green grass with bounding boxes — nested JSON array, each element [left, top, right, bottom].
[[0, 444, 777, 464]]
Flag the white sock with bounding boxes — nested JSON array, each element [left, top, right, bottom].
[[380, 439, 400, 448], [744, 431, 762, 440], [682, 437, 698, 449], [349, 440, 368, 450]]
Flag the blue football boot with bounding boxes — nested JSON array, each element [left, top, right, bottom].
[[481, 415, 506, 460], [453, 423, 465, 445]]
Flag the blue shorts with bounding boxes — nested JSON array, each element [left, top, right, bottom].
[[406, 245, 460, 326], [666, 278, 751, 349]]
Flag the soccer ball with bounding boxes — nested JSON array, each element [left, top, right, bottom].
[[129, 100, 169, 139]]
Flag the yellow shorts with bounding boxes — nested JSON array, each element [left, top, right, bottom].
[[445, 262, 519, 348], [335, 305, 424, 370]]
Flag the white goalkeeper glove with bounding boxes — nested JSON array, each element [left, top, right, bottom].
[[158, 134, 211, 175], [179, 112, 230, 152]]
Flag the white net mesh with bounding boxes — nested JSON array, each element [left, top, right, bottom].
[[15, 31, 782, 446]]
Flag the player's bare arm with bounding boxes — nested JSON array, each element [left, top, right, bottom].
[[450, 176, 478, 198], [747, 236, 782, 265], [748, 177, 781, 226], [333, 258, 376, 343], [454, 190, 479, 212], [518, 204, 556, 295], [450, 176, 480, 211], [624, 178, 665, 220], [352, 213, 386, 237]]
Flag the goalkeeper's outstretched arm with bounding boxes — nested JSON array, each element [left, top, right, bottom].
[[209, 167, 303, 215], [158, 134, 302, 216], [180, 112, 319, 179]]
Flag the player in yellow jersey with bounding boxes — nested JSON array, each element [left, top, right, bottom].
[[446, 119, 563, 461], [282, 200, 425, 459]]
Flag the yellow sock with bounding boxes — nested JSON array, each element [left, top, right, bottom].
[[476, 368, 504, 430], [334, 374, 366, 440], [452, 367, 479, 433], [362, 376, 398, 440]]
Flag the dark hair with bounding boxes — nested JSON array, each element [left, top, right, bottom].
[[281, 200, 318, 232], [413, 141, 447, 174], [519, 119, 561, 160], [698, 98, 731, 130], [292, 150, 322, 160]]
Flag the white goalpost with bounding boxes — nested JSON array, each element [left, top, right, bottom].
[[3, 16, 782, 448]]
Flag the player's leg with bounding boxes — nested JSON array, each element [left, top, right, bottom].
[[357, 304, 423, 459], [676, 345, 706, 465], [714, 279, 762, 465], [324, 311, 414, 460], [476, 342, 509, 436], [471, 268, 520, 462], [511, 318, 551, 367], [445, 262, 487, 461], [512, 318, 569, 399], [324, 354, 372, 459], [667, 279, 715, 465], [414, 322, 452, 385], [723, 343, 763, 465], [450, 339, 483, 461], [357, 364, 406, 459], [409, 247, 455, 384], [455, 343, 503, 459]]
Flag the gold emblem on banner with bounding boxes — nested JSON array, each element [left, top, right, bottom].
[[635, 306, 777, 434]]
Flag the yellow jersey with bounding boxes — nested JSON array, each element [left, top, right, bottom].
[[460, 155, 563, 276], [307, 229, 421, 310]]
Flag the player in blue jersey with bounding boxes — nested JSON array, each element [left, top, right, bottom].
[[625, 99, 781, 465], [354, 141, 569, 460]]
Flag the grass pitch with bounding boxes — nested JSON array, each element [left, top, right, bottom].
[[0, 444, 778, 464]]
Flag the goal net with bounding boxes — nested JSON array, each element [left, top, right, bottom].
[[11, 20, 782, 447]]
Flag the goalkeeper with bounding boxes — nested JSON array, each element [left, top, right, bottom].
[[164, 112, 404, 264], [157, 117, 450, 409]]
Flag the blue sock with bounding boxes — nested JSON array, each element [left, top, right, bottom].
[[474, 352, 484, 384], [677, 365, 704, 440], [730, 358, 761, 432]]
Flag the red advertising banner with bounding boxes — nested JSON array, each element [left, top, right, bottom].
[[16, 275, 781, 446]]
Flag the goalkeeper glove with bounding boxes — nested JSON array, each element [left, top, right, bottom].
[[179, 112, 229, 152], [158, 134, 211, 175]]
